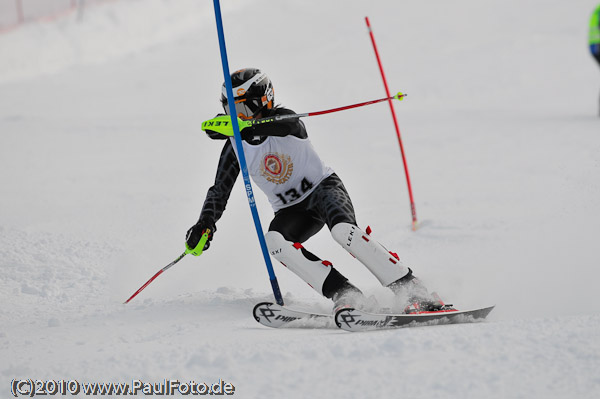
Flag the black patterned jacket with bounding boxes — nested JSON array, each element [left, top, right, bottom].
[[197, 107, 307, 226]]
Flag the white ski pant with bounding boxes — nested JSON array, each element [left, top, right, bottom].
[[265, 222, 410, 296]]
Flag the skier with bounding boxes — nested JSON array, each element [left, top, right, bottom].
[[185, 68, 439, 312], [591, 4, 600, 114]]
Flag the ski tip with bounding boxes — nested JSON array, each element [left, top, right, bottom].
[[252, 302, 274, 323]]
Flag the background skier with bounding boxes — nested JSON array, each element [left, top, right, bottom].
[[590, 4, 600, 114]]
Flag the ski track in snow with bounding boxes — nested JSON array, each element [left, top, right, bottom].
[[1, 0, 600, 398]]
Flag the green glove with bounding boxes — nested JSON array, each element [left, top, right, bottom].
[[185, 227, 212, 256], [201, 115, 252, 137]]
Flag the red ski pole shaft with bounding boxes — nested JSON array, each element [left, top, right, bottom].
[[365, 16, 418, 230], [306, 92, 407, 117], [123, 230, 210, 304], [248, 92, 406, 127], [123, 251, 187, 304]]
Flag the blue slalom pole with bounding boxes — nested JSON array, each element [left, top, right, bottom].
[[212, 0, 284, 306]]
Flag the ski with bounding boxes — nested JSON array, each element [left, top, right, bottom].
[[253, 302, 335, 329], [335, 305, 495, 332]]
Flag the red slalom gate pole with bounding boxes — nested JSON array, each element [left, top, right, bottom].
[[15, 0, 24, 24], [365, 16, 418, 231]]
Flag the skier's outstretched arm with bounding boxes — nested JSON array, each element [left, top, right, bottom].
[[242, 108, 307, 139], [202, 108, 308, 140], [186, 140, 239, 253]]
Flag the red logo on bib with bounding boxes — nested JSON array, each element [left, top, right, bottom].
[[260, 153, 293, 184]]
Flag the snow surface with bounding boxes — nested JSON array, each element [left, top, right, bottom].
[[1, 0, 600, 398]]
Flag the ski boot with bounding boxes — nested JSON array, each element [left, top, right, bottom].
[[387, 268, 451, 314], [331, 282, 366, 312], [331, 282, 380, 313]]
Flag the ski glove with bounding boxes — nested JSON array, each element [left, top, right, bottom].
[[186, 218, 216, 255]]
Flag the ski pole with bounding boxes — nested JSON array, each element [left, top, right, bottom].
[[201, 92, 407, 136], [123, 229, 210, 304], [366, 16, 418, 231], [251, 92, 406, 124]]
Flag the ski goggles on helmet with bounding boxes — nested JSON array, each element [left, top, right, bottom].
[[224, 97, 264, 120]]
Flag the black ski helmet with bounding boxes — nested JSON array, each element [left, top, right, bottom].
[[221, 68, 274, 119]]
